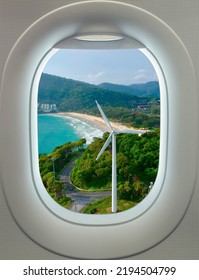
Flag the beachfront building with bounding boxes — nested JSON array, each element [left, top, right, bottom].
[[38, 103, 58, 113]]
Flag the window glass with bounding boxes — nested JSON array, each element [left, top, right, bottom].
[[38, 49, 160, 214]]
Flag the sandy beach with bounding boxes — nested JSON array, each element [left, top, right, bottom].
[[57, 112, 137, 132]]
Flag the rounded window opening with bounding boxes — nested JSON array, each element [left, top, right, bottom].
[[37, 47, 160, 215]]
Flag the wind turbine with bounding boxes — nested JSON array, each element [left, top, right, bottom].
[[95, 100, 146, 213]]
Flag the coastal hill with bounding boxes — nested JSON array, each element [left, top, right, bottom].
[[38, 73, 160, 128], [98, 81, 159, 98], [38, 73, 159, 111]]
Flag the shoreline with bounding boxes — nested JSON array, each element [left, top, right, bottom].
[[56, 112, 136, 132]]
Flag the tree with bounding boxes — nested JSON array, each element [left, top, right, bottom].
[[70, 130, 160, 198]]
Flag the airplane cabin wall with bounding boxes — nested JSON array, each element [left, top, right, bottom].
[[0, 0, 198, 259]]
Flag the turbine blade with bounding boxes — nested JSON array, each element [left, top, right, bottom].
[[96, 133, 112, 160], [95, 100, 113, 131], [118, 129, 146, 135]]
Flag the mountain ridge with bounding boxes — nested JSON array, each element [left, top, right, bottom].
[[38, 73, 160, 129], [38, 73, 159, 112], [98, 81, 159, 98]]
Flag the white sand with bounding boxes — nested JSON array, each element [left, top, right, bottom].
[[57, 112, 136, 132]]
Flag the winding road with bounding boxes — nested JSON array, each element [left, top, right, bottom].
[[60, 153, 111, 212]]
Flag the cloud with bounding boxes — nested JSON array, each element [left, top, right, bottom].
[[132, 69, 157, 84], [133, 69, 147, 82], [87, 71, 106, 84]]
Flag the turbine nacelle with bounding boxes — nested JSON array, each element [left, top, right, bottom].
[[95, 100, 145, 160]]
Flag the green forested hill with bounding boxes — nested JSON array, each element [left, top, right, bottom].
[[38, 73, 160, 128], [98, 81, 160, 98], [38, 73, 154, 111], [71, 130, 160, 199], [129, 81, 160, 98], [38, 131, 160, 212]]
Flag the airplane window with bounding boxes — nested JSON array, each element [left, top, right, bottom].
[[1, 0, 196, 258], [37, 48, 160, 214]]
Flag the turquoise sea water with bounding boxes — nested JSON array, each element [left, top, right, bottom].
[[38, 114, 103, 154]]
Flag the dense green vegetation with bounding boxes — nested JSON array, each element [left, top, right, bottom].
[[71, 129, 160, 202], [98, 81, 160, 98], [38, 73, 160, 129], [82, 196, 137, 214], [38, 73, 142, 110], [38, 130, 159, 211], [39, 139, 86, 208], [39, 130, 159, 214], [91, 106, 160, 129], [38, 74, 160, 211]]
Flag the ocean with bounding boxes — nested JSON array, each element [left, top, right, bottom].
[[38, 114, 103, 154]]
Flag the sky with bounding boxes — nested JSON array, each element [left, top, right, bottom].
[[43, 49, 158, 85]]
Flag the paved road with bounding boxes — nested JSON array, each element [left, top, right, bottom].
[[60, 153, 111, 212], [59, 153, 83, 182], [66, 189, 111, 212]]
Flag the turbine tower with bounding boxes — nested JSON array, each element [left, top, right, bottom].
[[95, 100, 146, 213]]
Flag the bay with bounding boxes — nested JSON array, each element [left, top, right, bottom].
[[38, 114, 103, 154]]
